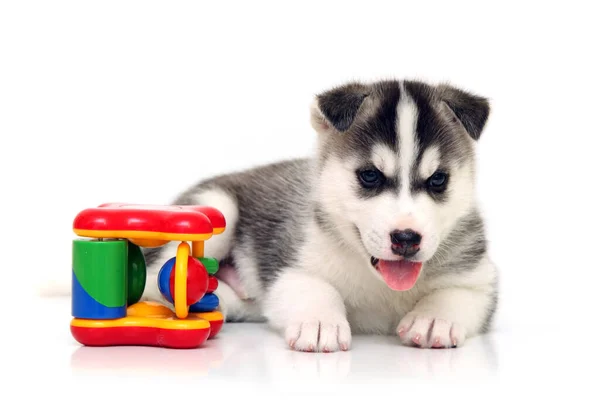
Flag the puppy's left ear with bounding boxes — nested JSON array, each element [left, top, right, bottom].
[[437, 84, 490, 140]]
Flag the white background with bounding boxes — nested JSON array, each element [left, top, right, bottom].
[[1, 1, 599, 398]]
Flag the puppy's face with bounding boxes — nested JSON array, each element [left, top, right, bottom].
[[312, 80, 489, 291]]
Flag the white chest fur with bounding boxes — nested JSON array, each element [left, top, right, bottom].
[[298, 222, 428, 334]]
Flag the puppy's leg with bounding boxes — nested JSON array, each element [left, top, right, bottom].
[[263, 268, 351, 353], [397, 257, 497, 348], [213, 276, 264, 322]]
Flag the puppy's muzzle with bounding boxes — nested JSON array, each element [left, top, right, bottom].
[[390, 229, 421, 257]]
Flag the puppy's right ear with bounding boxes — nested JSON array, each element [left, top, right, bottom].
[[310, 82, 369, 134], [437, 84, 490, 141]]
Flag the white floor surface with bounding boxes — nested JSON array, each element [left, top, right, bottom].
[[10, 295, 597, 399]]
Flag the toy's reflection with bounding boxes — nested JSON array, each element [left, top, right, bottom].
[[70, 325, 498, 381], [70, 340, 226, 378]]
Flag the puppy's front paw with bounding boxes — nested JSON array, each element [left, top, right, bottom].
[[285, 318, 351, 353], [396, 314, 465, 349]]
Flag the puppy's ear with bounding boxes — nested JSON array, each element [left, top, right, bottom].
[[437, 84, 490, 140], [310, 82, 369, 134]]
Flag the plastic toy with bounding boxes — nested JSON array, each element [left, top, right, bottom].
[[70, 202, 226, 349]]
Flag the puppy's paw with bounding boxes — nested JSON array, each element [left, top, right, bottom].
[[396, 314, 465, 349], [285, 318, 351, 353]]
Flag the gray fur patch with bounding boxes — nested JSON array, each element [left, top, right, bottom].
[[422, 208, 488, 278]]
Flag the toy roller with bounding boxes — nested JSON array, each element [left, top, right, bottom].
[[70, 203, 226, 349]]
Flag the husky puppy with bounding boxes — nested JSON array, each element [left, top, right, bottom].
[[142, 79, 498, 352]]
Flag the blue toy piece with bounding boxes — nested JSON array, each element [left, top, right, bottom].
[[158, 257, 176, 303], [189, 293, 220, 313]]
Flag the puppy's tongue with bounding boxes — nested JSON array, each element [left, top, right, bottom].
[[378, 260, 422, 291]]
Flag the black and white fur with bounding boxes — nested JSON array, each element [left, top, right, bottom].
[[142, 79, 498, 352]]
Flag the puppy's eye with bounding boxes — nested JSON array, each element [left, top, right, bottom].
[[427, 171, 448, 191], [358, 168, 384, 189]]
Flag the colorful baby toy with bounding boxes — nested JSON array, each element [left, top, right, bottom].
[[70, 202, 226, 349]]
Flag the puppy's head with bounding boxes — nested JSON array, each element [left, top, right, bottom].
[[311, 79, 490, 291]]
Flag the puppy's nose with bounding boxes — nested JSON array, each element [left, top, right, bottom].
[[390, 229, 422, 257]]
